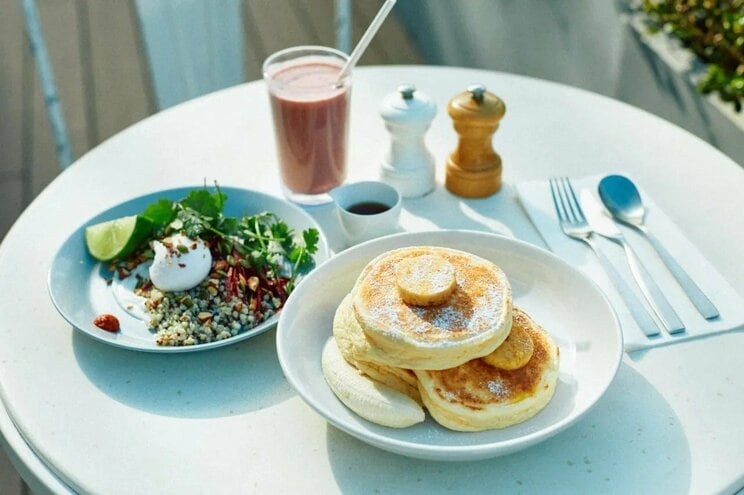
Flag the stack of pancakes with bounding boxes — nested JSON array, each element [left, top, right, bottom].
[[327, 246, 559, 431]]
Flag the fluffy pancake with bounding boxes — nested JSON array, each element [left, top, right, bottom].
[[333, 294, 421, 403], [415, 308, 559, 431], [352, 246, 512, 370]]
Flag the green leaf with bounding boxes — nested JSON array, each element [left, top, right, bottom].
[[212, 183, 227, 211], [302, 228, 320, 254], [270, 221, 290, 240], [142, 199, 176, 227], [219, 217, 239, 236], [181, 190, 221, 219], [288, 246, 303, 263], [176, 208, 208, 238]]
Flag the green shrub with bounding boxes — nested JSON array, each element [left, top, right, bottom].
[[642, 0, 744, 111]]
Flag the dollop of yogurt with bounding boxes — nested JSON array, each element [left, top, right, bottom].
[[149, 234, 212, 292]]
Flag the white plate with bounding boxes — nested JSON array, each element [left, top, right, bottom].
[[48, 186, 329, 353], [276, 230, 622, 461]]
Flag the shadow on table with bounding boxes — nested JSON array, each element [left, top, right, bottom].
[[325, 364, 691, 493], [400, 184, 545, 246], [306, 183, 547, 255], [72, 327, 294, 418]]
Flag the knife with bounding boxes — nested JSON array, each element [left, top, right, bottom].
[[580, 190, 685, 334]]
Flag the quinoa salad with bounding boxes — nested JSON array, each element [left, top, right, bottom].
[[144, 285, 278, 346], [88, 185, 319, 346]]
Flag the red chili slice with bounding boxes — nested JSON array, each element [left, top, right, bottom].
[[93, 314, 120, 332]]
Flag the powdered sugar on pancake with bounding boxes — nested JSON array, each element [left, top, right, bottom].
[[411, 305, 461, 332], [487, 379, 507, 398], [397, 254, 454, 291], [354, 247, 510, 347]]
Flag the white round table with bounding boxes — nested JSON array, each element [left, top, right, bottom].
[[1, 66, 743, 494]]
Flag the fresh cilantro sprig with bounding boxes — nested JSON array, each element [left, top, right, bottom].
[[142, 199, 176, 227], [139, 184, 319, 292]]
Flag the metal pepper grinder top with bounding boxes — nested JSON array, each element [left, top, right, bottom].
[[445, 84, 506, 198], [378, 84, 437, 198]]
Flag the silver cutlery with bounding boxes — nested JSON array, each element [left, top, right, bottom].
[[548, 177, 662, 337], [580, 190, 685, 334], [598, 175, 720, 320]]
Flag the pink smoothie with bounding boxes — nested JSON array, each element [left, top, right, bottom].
[[268, 60, 349, 195]]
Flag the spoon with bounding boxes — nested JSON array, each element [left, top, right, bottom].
[[598, 175, 720, 320]]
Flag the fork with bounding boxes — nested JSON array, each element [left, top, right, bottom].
[[549, 177, 662, 338]]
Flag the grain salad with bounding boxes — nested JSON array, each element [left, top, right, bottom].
[[143, 278, 280, 346], [89, 185, 320, 346]]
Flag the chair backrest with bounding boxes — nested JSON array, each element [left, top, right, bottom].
[[21, 0, 74, 169], [133, 0, 246, 110]]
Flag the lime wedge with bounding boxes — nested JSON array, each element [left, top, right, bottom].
[[85, 215, 153, 261]]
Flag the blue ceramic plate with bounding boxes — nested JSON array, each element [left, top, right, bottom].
[[48, 187, 329, 353]]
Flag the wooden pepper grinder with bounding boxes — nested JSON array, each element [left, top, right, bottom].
[[445, 84, 506, 198]]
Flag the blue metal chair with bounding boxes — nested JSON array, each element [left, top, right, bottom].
[[22, 0, 353, 170], [21, 0, 74, 169]]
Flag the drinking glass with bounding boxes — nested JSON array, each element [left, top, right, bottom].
[[263, 46, 351, 205]]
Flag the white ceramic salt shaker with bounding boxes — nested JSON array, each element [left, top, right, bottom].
[[379, 84, 437, 198]]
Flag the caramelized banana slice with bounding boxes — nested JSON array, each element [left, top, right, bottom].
[[482, 321, 534, 370], [396, 254, 456, 306]]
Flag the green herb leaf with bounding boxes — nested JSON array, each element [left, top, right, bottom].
[[219, 217, 239, 236], [142, 199, 176, 227], [119, 184, 320, 298], [181, 190, 221, 219], [303, 228, 320, 255], [212, 183, 227, 211], [288, 246, 304, 264], [169, 218, 184, 231], [270, 221, 288, 238]]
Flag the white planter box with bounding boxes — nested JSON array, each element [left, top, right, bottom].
[[617, 12, 744, 165]]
